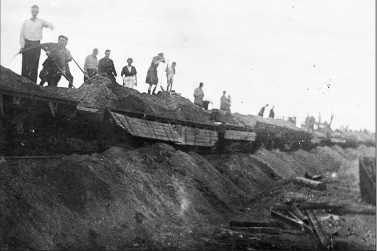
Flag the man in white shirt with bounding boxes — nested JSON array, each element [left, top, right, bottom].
[[20, 5, 54, 83], [165, 62, 176, 92], [83, 48, 98, 81]]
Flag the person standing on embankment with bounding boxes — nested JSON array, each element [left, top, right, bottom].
[[20, 5, 54, 83], [165, 62, 176, 92], [258, 104, 268, 117], [98, 50, 117, 82], [220, 91, 231, 112], [121, 58, 137, 88], [146, 53, 165, 94], [194, 82, 205, 107], [83, 48, 98, 82], [269, 106, 275, 118]]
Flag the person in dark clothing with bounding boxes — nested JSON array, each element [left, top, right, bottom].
[[121, 58, 137, 88], [146, 53, 165, 94], [20, 5, 54, 83], [269, 106, 275, 118], [258, 104, 268, 117], [98, 50, 117, 82], [39, 35, 73, 87]]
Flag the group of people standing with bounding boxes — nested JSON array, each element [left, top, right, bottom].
[[19, 5, 276, 117], [19, 5, 177, 94], [258, 104, 275, 118]]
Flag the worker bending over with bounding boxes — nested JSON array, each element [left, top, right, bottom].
[[258, 104, 268, 117], [39, 35, 73, 88]]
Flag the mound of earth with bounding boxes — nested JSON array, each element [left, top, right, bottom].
[[0, 66, 76, 103], [1, 144, 375, 250], [43, 75, 213, 124]]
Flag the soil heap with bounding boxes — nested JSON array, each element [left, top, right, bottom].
[[44, 75, 213, 124], [1, 144, 375, 250]]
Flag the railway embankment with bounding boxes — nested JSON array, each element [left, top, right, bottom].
[[1, 144, 375, 250]]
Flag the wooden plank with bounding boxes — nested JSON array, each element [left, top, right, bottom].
[[306, 210, 331, 250], [111, 113, 217, 146], [229, 220, 286, 229], [292, 177, 326, 190], [77, 106, 99, 113]]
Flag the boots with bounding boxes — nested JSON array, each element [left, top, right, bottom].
[[148, 89, 151, 94]]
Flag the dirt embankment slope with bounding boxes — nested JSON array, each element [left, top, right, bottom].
[[1, 144, 375, 250]]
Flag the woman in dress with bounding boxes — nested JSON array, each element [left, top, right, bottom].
[[145, 53, 165, 94]]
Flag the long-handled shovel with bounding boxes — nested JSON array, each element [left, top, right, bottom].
[[49, 58, 76, 88], [72, 57, 89, 80]]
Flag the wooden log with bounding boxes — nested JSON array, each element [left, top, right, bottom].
[[229, 220, 286, 229], [272, 202, 340, 211], [306, 210, 331, 250], [291, 207, 310, 225], [288, 210, 313, 232], [329, 205, 376, 215], [229, 226, 282, 235], [292, 177, 326, 190], [270, 210, 304, 230], [273, 202, 375, 215]]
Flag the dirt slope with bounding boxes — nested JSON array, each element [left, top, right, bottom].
[[43, 75, 213, 124], [1, 144, 375, 250]]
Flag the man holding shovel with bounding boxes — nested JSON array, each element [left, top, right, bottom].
[[39, 35, 74, 88]]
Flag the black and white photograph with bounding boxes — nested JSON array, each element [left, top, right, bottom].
[[0, 0, 375, 250]]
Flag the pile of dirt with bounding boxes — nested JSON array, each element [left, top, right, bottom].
[[43, 75, 213, 124], [0, 144, 249, 250], [1, 144, 375, 250], [0, 65, 76, 103]]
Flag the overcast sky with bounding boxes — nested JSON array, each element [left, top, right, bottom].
[[1, 0, 375, 131]]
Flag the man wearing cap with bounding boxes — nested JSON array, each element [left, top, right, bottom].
[[20, 5, 54, 83]]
